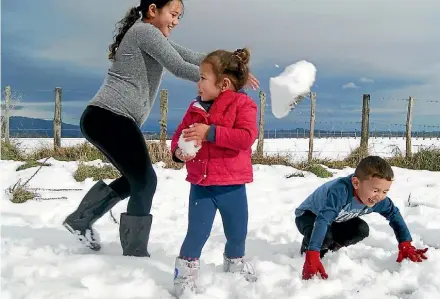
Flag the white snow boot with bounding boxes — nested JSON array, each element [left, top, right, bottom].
[[173, 257, 201, 297], [223, 254, 258, 282]]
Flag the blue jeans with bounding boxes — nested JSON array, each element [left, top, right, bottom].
[[179, 184, 248, 259]]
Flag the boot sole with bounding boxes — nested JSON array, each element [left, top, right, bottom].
[[63, 222, 101, 251]]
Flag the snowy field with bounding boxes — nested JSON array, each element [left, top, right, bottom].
[[1, 138, 440, 299], [8, 137, 440, 162]]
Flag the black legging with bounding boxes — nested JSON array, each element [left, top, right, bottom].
[[80, 105, 157, 216], [296, 210, 370, 250]]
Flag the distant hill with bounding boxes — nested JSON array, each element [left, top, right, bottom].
[[5, 116, 178, 138], [3, 116, 439, 139], [8, 116, 82, 138]]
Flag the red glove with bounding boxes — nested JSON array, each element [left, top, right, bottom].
[[396, 241, 428, 263], [302, 250, 328, 280]]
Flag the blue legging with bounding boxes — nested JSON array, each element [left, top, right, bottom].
[[179, 184, 248, 259]]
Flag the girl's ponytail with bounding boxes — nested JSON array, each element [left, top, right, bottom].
[[108, 1, 183, 61], [108, 7, 141, 61]]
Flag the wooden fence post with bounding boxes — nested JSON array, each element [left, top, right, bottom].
[[308, 92, 316, 163], [53, 87, 62, 149], [159, 89, 168, 149], [360, 94, 370, 155], [3, 86, 11, 142], [405, 96, 414, 158], [256, 91, 266, 157]]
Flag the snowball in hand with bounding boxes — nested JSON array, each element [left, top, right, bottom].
[[178, 131, 200, 156], [270, 60, 317, 119]]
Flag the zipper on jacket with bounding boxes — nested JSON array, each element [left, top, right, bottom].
[[198, 114, 209, 182], [203, 142, 209, 179], [190, 102, 210, 183], [202, 114, 210, 180]]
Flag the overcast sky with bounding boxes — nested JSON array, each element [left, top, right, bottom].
[[2, 0, 440, 131]]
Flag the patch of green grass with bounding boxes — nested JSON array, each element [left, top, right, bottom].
[[286, 172, 305, 178], [16, 160, 51, 171], [251, 152, 295, 167], [342, 146, 369, 167], [296, 163, 333, 178], [309, 145, 440, 172], [314, 146, 369, 170], [73, 163, 120, 182], [7, 181, 38, 203], [1, 140, 24, 161], [387, 146, 440, 171], [147, 141, 184, 169], [251, 152, 333, 178], [30, 142, 108, 162], [12, 188, 37, 203]]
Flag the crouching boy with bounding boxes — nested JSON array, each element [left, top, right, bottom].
[[295, 155, 429, 280]]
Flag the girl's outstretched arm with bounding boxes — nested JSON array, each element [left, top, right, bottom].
[[135, 24, 200, 82], [169, 41, 206, 66]]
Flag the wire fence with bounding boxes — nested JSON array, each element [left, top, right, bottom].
[[5, 125, 440, 140], [2, 86, 440, 163], [9, 134, 440, 165]]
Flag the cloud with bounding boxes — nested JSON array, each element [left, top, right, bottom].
[[369, 107, 407, 114], [14, 101, 88, 110], [6, 101, 88, 125], [342, 82, 359, 89], [8, 107, 56, 122], [9, 0, 439, 76], [20, 0, 138, 71], [46, 1, 440, 108], [359, 77, 375, 84], [3, 0, 440, 130]]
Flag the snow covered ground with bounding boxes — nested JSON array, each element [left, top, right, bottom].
[[9, 137, 440, 162], [1, 139, 440, 298]]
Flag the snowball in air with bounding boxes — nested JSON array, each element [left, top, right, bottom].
[[270, 60, 316, 119]]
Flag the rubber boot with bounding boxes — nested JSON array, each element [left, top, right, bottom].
[[119, 213, 153, 257], [63, 180, 121, 251]]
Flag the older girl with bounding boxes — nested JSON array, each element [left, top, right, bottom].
[[63, 0, 260, 257]]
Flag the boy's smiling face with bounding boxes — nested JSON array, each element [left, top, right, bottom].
[[352, 176, 392, 207]]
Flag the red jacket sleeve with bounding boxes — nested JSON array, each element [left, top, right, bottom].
[[214, 97, 258, 151], [171, 102, 195, 153]]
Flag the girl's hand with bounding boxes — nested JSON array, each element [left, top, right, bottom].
[[245, 73, 260, 90], [175, 147, 196, 162], [183, 123, 210, 145]]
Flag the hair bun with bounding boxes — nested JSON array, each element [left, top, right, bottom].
[[233, 48, 250, 65]]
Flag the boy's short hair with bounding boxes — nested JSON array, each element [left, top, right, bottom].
[[354, 155, 394, 181]]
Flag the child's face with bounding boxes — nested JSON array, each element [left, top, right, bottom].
[[147, 0, 183, 37], [197, 63, 222, 101], [352, 176, 392, 207]]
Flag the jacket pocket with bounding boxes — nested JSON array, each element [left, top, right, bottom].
[[186, 159, 207, 180], [223, 148, 240, 158]]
